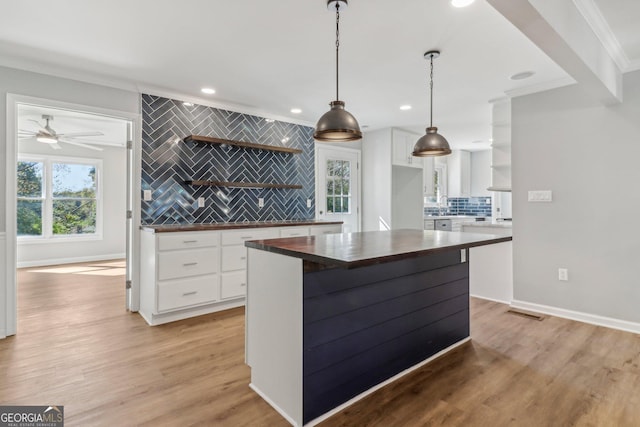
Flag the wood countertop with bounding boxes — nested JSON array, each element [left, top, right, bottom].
[[142, 220, 343, 233], [245, 229, 512, 269]]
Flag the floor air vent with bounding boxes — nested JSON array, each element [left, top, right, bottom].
[[507, 309, 545, 321]]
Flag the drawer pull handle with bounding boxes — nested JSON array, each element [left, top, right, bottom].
[[240, 256, 247, 260], [183, 240, 198, 243], [183, 262, 198, 267], [241, 283, 246, 287], [241, 236, 253, 240], [182, 291, 198, 296]]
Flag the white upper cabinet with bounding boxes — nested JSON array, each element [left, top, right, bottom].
[[447, 150, 471, 198], [392, 129, 423, 169], [423, 156, 435, 197]]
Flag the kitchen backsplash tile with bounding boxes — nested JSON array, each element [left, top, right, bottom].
[[424, 197, 492, 217], [141, 94, 315, 225]]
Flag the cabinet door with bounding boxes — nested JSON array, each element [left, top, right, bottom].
[[423, 157, 435, 196], [447, 150, 471, 198], [392, 129, 422, 169]]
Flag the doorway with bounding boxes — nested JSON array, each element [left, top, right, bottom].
[[5, 95, 140, 337], [315, 145, 361, 233]]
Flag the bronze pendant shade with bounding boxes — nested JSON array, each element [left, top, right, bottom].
[[314, 0, 362, 142], [412, 50, 451, 157]]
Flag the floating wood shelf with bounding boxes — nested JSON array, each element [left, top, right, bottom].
[[184, 135, 302, 154], [186, 180, 303, 189]]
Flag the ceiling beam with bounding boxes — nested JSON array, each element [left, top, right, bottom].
[[488, 0, 622, 104]]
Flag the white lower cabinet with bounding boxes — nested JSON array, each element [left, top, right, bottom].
[[140, 223, 342, 325]]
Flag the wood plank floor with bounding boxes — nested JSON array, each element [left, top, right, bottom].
[[2, 262, 640, 426]]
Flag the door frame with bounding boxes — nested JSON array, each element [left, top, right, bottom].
[[3, 94, 142, 337], [314, 144, 362, 232]]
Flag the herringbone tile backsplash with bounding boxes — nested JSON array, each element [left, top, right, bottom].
[[141, 94, 315, 225]]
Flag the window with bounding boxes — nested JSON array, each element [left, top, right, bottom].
[[326, 159, 351, 214], [17, 156, 102, 240]]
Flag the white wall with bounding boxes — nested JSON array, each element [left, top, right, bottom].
[[1, 65, 140, 337], [17, 140, 126, 267], [470, 150, 491, 197], [362, 128, 392, 231], [511, 70, 640, 327]]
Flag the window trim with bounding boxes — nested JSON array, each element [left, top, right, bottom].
[[17, 154, 103, 243]]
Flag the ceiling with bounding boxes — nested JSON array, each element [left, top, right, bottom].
[[1, 0, 638, 151]]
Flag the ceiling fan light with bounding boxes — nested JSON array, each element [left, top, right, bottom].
[[36, 135, 58, 144], [412, 127, 451, 157], [313, 101, 362, 142]]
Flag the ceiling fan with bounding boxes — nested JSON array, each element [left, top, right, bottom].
[[18, 114, 104, 151]]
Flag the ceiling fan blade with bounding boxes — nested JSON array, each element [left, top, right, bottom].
[[60, 139, 103, 151], [49, 143, 62, 150], [19, 136, 38, 142], [27, 119, 46, 130], [58, 131, 104, 138], [19, 129, 37, 134]]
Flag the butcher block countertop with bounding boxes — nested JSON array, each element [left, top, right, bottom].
[[141, 220, 343, 233], [245, 229, 512, 269]]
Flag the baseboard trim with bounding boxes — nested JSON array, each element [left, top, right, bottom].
[[249, 383, 300, 427], [17, 253, 126, 268], [470, 293, 511, 305], [510, 300, 640, 335]]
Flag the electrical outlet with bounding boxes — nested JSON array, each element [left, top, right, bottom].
[[258, 198, 264, 208], [558, 268, 569, 281], [307, 199, 312, 208], [197, 197, 205, 208], [143, 190, 152, 201]]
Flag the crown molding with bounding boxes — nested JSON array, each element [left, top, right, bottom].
[[572, 0, 630, 72]]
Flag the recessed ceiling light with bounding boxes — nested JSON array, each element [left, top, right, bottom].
[[183, 102, 194, 107], [201, 87, 216, 95], [510, 71, 535, 80], [400, 105, 412, 111], [451, 0, 475, 8], [290, 108, 302, 114]]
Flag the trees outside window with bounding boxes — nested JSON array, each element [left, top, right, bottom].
[[17, 156, 101, 239]]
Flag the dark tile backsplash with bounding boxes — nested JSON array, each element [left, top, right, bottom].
[[141, 94, 315, 225], [424, 197, 492, 217]]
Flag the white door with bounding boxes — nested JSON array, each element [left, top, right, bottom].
[[316, 146, 361, 233]]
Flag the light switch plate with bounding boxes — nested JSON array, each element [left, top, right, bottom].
[[307, 199, 312, 208], [258, 198, 264, 208], [143, 190, 152, 201], [197, 197, 205, 208], [528, 190, 552, 202]]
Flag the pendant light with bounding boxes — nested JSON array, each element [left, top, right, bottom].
[[412, 50, 451, 157], [313, 0, 362, 142]]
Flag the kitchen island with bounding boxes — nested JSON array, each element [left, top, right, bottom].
[[244, 229, 511, 426]]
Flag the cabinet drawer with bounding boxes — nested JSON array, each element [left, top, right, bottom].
[[158, 248, 219, 281], [309, 225, 342, 236], [221, 228, 279, 246], [158, 231, 219, 251], [157, 275, 218, 312], [221, 245, 247, 272], [279, 227, 309, 238], [221, 271, 247, 299]]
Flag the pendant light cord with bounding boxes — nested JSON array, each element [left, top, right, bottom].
[[429, 54, 434, 127], [335, 3, 340, 101]]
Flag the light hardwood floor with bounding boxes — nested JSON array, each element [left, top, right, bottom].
[[2, 261, 639, 426]]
